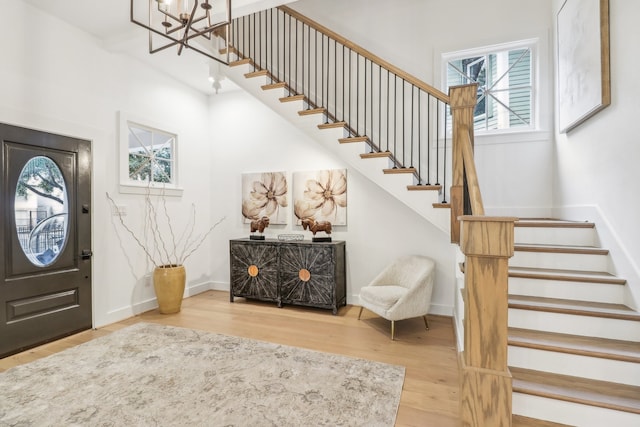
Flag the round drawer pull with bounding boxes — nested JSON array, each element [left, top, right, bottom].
[[247, 265, 259, 277], [298, 268, 311, 282]]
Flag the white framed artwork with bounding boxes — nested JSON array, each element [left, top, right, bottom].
[[293, 169, 347, 226], [241, 171, 288, 224], [557, 0, 610, 133]]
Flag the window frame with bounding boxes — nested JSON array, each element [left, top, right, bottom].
[[442, 38, 539, 135], [118, 111, 183, 196]]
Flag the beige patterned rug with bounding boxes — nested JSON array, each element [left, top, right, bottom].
[[0, 323, 405, 426]]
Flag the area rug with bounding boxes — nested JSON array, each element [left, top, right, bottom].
[[0, 323, 405, 426]]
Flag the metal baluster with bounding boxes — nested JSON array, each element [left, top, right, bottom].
[[426, 94, 431, 185], [333, 40, 338, 121], [435, 100, 440, 186]]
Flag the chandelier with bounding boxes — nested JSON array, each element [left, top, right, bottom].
[[130, 0, 232, 64]]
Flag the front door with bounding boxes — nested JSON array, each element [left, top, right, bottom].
[[0, 123, 92, 357]]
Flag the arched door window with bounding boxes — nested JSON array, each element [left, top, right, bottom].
[[14, 156, 68, 267]]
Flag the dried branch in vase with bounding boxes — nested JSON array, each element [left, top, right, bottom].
[[106, 189, 225, 268]]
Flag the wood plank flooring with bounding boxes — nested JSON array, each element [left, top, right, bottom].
[[0, 290, 460, 427]]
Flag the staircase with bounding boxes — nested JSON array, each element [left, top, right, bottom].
[[213, 6, 640, 426], [509, 219, 640, 426], [224, 59, 451, 232]]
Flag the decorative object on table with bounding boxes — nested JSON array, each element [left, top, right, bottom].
[[557, 0, 610, 133], [249, 216, 269, 240], [277, 233, 304, 241], [241, 171, 288, 225], [293, 169, 347, 226], [301, 218, 333, 242], [230, 239, 346, 314], [106, 190, 225, 314], [0, 323, 404, 426], [358, 255, 435, 340]]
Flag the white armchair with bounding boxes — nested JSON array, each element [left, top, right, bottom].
[[358, 255, 435, 340]]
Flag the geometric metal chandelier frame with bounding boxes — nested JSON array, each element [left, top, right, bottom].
[[130, 0, 232, 65]]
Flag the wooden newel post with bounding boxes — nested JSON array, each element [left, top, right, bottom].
[[448, 84, 478, 244], [459, 215, 517, 427]]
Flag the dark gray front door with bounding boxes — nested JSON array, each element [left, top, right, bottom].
[[0, 123, 92, 357]]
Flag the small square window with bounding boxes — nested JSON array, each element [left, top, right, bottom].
[[118, 112, 182, 196], [443, 39, 537, 134]]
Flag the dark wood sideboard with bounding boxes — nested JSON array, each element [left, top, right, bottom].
[[229, 238, 346, 314]]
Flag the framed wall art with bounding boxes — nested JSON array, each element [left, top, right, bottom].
[[557, 0, 610, 133], [293, 169, 347, 226], [241, 171, 288, 224]]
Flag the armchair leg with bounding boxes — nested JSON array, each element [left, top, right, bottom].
[[391, 320, 395, 340], [358, 306, 364, 320], [423, 316, 429, 330]]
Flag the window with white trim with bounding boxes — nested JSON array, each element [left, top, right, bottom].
[[443, 39, 537, 133], [119, 112, 182, 196]]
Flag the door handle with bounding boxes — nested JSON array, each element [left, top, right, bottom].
[[81, 249, 93, 260]]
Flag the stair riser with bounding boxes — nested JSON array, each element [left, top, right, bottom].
[[509, 346, 640, 387], [509, 277, 625, 304], [511, 251, 609, 273], [509, 309, 640, 341], [513, 393, 640, 426], [515, 227, 595, 247]]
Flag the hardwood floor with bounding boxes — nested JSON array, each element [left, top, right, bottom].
[[0, 290, 460, 426]]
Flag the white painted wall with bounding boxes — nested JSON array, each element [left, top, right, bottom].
[[207, 90, 456, 314], [0, 0, 213, 327], [551, 0, 640, 306]]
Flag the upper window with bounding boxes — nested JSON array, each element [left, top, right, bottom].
[[443, 39, 536, 133], [127, 123, 175, 185], [119, 112, 182, 196]]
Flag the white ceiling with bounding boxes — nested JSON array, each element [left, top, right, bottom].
[[23, 0, 297, 95]]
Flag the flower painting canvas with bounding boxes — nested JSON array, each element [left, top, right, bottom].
[[241, 172, 288, 224], [293, 169, 347, 225]]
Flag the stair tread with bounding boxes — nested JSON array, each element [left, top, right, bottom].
[[407, 185, 442, 191], [509, 266, 626, 285], [511, 367, 640, 414], [262, 82, 287, 90], [383, 167, 416, 174], [509, 295, 640, 321], [244, 69, 269, 78], [509, 327, 640, 362], [515, 218, 595, 228], [298, 107, 325, 116], [514, 243, 608, 255], [338, 136, 369, 143], [360, 151, 392, 159], [280, 94, 304, 102], [318, 121, 346, 129], [229, 58, 251, 67]]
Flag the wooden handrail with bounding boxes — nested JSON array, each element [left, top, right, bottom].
[[448, 84, 478, 244], [460, 130, 485, 216], [278, 5, 450, 104]]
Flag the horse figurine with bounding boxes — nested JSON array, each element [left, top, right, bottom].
[[250, 216, 270, 233], [301, 218, 332, 235]]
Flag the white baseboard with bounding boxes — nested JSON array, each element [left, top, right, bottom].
[[95, 281, 217, 328], [210, 281, 230, 291], [483, 206, 553, 219]]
